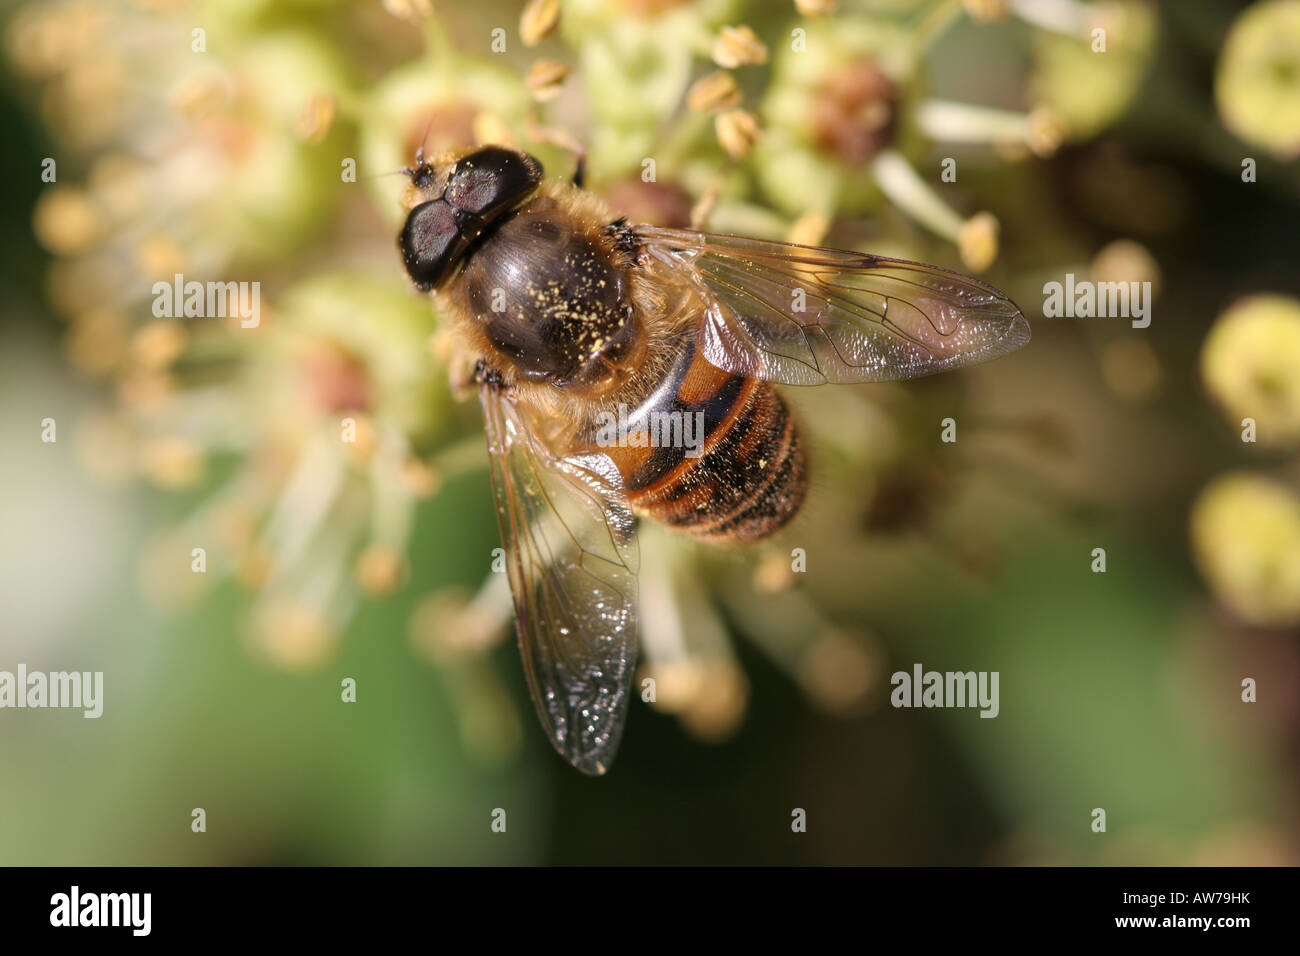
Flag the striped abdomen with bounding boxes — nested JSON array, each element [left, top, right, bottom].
[[594, 338, 806, 542]]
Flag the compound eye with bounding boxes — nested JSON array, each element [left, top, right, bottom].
[[400, 199, 461, 291], [444, 147, 542, 219]]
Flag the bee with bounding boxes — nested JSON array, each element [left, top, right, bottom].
[[398, 145, 1029, 775]]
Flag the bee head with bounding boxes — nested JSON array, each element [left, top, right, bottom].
[[399, 145, 544, 292]]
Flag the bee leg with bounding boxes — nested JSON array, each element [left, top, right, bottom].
[[454, 357, 507, 401], [471, 358, 506, 389], [606, 217, 639, 256], [524, 114, 587, 187]]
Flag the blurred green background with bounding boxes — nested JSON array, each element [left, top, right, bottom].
[[1, 0, 1298, 865]]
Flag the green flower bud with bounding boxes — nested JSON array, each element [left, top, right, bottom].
[[1031, 0, 1156, 140], [1216, 0, 1300, 158], [1202, 295, 1300, 447], [1191, 474, 1300, 628]]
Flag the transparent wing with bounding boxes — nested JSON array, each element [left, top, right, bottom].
[[480, 384, 639, 776], [635, 225, 1030, 385]]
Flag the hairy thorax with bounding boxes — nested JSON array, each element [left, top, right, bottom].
[[440, 183, 690, 436]]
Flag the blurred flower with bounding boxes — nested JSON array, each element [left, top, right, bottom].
[[1092, 239, 1162, 297], [712, 25, 768, 69], [4, 0, 110, 81], [715, 108, 761, 160], [526, 59, 569, 103], [251, 598, 337, 670], [796, 630, 882, 716], [753, 550, 797, 594], [32, 186, 105, 255], [1202, 295, 1300, 446], [520, 0, 563, 48], [916, 101, 1065, 159], [958, 212, 1000, 274], [811, 61, 900, 166], [64, 309, 131, 380], [750, 13, 1037, 271], [569, 2, 697, 177], [757, 18, 911, 215], [679, 660, 749, 741], [1029, 0, 1156, 140], [138, 437, 207, 490], [687, 70, 742, 113], [131, 322, 189, 371], [872, 151, 1000, 271], [294, 93, 337, 145], [410, 583, 511, 659], [1191, 474, 1300, 628], [1216, 0, 1300, 158], [354, 544, 408, 596]]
